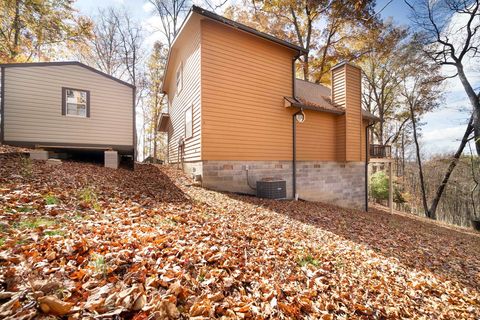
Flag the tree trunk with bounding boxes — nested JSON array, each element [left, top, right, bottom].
[[401, 131, 405, 181], [428, 116, 474, 219], [303, 54, 309, 80], [11, 0, 22, 60], [456, 65, 480, 155], [409, 104, 430, 218], [153, 129, 158, 159]]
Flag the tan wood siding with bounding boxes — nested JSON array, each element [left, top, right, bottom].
[[336, 115, 346, 161], [166, 16, 202, 163], [332, 64, 363, 162], [201, 19, 296, 160], [3, 65, 133, 148], [344, 65, 362, 161], [297, 111, 338, 160]]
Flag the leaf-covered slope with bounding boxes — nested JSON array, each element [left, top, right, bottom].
[[0, 153, 479, 319]]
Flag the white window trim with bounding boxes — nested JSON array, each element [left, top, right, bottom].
[[176, 62, 183, 95], [63, 87, 89, 118]]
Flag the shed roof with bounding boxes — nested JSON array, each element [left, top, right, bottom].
[[0, 61, 135, 89]]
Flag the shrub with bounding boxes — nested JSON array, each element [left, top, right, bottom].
[[370, 171, 389, 201], [370, 171, 407, 203]]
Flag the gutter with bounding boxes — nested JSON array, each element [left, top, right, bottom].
[[192, 6, 308, 55]]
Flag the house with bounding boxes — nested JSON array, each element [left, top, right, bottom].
[[158, 6, 382, 210], [0, 62, 135, 168]]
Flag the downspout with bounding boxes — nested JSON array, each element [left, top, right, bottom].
[[292, 54, 299, 200], [365, 122, 375, 211], [293, 108, 303, 200]]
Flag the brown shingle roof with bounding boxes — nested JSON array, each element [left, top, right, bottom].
[[293, 79, 380, 122]]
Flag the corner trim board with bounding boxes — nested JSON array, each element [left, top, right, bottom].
[[133, 86, 137, 162]]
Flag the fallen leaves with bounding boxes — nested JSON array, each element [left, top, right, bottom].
[[37, 296, 73, 316], [0, 151, 479, 319]]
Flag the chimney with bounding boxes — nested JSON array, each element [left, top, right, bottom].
[[331, 62, 362, 162]]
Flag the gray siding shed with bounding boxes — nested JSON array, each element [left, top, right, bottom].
[[0, 62, 135, 154]]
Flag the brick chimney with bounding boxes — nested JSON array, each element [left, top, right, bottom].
[[331, 63, 362, 162]]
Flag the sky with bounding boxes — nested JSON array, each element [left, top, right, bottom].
[[74, 0, 479, 157], [376, 0, 479, 156]]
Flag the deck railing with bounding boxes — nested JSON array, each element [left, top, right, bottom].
[[370, 144, 391, 158]]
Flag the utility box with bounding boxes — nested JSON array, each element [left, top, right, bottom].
[[256, 179, 287, 199]]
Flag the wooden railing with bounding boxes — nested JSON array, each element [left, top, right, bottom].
[[370, 144, 391, 158]]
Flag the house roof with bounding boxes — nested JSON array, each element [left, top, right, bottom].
[[361, 109, 380, 121], [190, 6, 308, 55], [0, 61, 135, 89], [289, 79, 381, 122], [161, 6, 307, 94]]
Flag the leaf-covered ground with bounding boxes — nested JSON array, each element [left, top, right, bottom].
[[0, 151, 479, 319]]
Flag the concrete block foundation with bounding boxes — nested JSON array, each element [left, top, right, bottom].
[[180, 160, 366, 210]]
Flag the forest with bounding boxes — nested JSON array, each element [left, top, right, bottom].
[[0, 0, 479, 228]]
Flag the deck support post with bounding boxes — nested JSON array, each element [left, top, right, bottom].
[[389, 161, 393, 214]]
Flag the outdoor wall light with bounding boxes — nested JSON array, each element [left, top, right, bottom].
[[295, 110, 305, 123]]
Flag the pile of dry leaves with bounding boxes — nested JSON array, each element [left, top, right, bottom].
[[0, 152, 479, 319]]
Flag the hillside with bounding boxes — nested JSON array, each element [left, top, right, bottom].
[[0, 151, 479, 319]]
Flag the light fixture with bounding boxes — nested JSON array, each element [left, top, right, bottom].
[[295, 110, 305, 123]]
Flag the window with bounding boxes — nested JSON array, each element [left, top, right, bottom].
[[62, 87, 89, 117], [185, 105, 192, 139], [176, 62, 183, 94]]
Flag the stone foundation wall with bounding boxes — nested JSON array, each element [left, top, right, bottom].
[[202, 160, 293, 198], [181, 161, 204, 181], [296, 162, 365, 210], [198, 160, 366, 210]]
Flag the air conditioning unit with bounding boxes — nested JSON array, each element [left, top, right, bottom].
[[256, 179, 286, 199]]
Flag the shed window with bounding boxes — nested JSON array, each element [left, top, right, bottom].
[[176, 62, 183, 94], [185, 105, 192, 139], [63, 88, 89, 117]]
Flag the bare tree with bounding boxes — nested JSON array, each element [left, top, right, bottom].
[[360, 21, 409, 145], [406, 0, 480, 154], [398, 38, 444, 219], [145, 42, 168, 160], [78, 8, 124, 77], [106, 8, 147, 160], [148, 0, 190, 48], [428, 116, 475, 218], [112, 11, 145, 87], [203, 0, 229, 11]]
